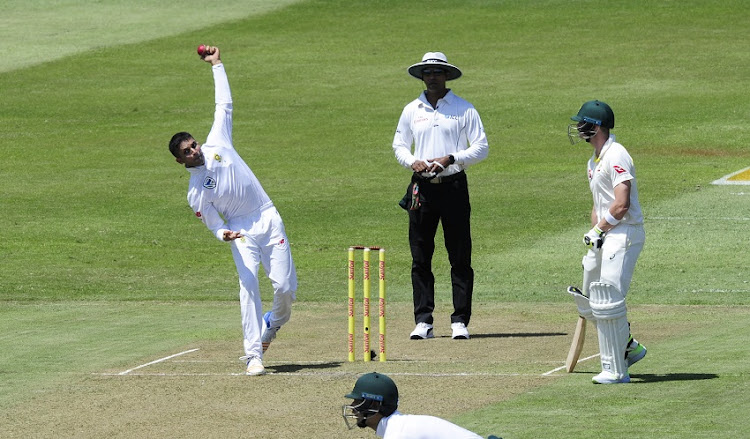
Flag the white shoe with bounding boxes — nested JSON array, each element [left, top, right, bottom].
[[451, 322, 470, 339], [240, 356, 266, 376], [592, 370, 630, 384], [261, 311, 280, 354], [410, 322, 434, 339]]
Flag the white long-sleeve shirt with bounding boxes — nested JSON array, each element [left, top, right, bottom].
[[186, 63, 273, 240], [392, 90, 489, 175], [376, 412, 483, 439], [587, 135, 643, 225]]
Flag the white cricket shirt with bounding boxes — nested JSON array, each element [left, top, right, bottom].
[[376, 412, 483, 439], [393, 90, 489, 176], [186, 63, 273, 240], [587, 135, 643, 225]]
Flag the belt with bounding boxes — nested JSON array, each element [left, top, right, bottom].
[[412, 171, 466, 184]]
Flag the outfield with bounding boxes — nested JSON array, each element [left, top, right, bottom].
[[1, 1, 749, 438]]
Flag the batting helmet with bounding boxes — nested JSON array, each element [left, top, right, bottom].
[[571, 100, 615, 129], [345, 372, 399, 417]]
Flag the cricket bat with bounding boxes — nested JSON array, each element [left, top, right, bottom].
[[565, 315, 587, 373]]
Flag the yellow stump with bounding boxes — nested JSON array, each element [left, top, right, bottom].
[[347, 247, 355, 362], [363, 248, 371, 362], [378, 248, 386, 362]]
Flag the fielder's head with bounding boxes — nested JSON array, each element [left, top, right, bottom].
[[407, 52, 463, 81], [342, 372, 399, 430], [568, 100, 615, 145]]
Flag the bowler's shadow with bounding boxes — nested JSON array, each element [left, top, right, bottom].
[[631, 373, 719, 383], [268, 362, 343, 373]]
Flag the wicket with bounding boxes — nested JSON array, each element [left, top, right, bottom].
[[348, 246, 386, 362]]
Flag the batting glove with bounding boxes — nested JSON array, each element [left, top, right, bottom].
[[582, 226, 605, 250]]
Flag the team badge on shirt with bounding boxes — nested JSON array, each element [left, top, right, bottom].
[[214, 154, 222, 162], [203, 176, 217, 189], [613, 165, 627, 174]]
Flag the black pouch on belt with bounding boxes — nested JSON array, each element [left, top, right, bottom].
[[398, 181, 420, 211]]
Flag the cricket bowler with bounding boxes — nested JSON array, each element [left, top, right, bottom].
[[168, 45, 297, 376]]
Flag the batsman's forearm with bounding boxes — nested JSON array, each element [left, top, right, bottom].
[[597, 202, 629, 232], [608, 200, 630, 221]]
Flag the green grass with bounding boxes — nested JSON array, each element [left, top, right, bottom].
[[1, 0, 749, 437], [0, 0, 305, 72], [460, 306, 750, 438]]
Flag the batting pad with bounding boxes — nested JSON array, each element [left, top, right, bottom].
[[589, 282, 629, 378]]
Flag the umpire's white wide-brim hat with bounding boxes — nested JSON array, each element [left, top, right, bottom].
[[407, 52, 462, 81]]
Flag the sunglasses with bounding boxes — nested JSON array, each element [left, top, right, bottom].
[[422, 69, 445, 75]]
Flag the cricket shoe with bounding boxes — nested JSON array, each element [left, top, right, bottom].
[[239, 355, 266, 376], [261, 311, 280, 354], [592, 370, 630, 384], [626, 337, 647, 367], [409, 322, 434, 339], [451, 322, 470, 340]]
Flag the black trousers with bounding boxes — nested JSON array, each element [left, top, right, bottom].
[[408, 172, 474, 326]]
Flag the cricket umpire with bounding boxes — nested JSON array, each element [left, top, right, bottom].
[[393, 52, 489, 340]]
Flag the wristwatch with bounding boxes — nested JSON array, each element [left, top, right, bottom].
[[448, 154, 455, 164]]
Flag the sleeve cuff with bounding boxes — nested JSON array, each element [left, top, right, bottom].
[[215, 228, 230, 241]]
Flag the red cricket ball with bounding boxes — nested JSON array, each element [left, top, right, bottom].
[[197, 45, 206, 56]]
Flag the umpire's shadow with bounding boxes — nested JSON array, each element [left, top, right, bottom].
[[630, 373, 719, 383]]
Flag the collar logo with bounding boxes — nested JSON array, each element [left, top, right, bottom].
[[203, 176, 217, 189], [214, 154, 222, 162]]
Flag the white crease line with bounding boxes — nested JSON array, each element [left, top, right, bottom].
[[118, 348, 200, 375], [102, 353, 585, 378], [648, 216, 750, 221], [542, 353, 600, 376], [95, 371, 547, 378]]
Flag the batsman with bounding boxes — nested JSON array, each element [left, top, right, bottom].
[[567, 100, 647, 384]]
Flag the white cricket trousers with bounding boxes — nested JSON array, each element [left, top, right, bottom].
[[582, 223, 645, 297], [228, 206, 297, 358]]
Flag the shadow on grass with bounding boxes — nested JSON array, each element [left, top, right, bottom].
[[268, 362, 343, 373], [631, 373, 719, 383], [467, 332, 567, 339]]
